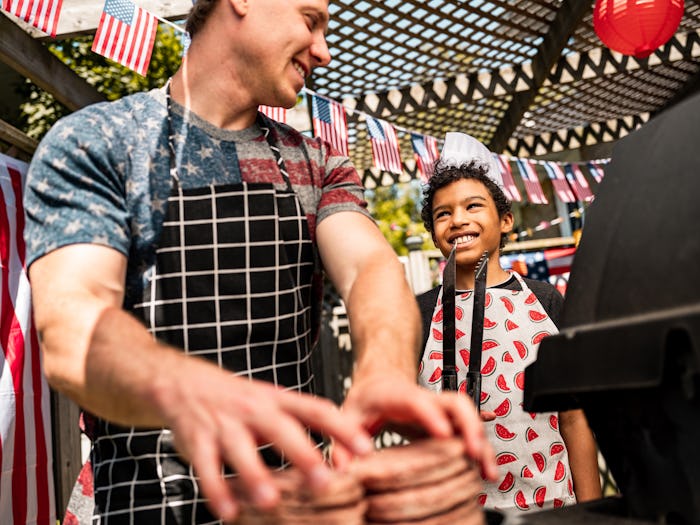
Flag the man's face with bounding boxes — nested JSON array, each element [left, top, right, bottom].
[[430, 178, 511, 270], [243, 0, 331, 108]]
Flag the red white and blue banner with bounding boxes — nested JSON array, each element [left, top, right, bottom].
[[0, 153, 55, 525], [366, 116, 403, 175], [494, 154, 522, 202], [311, 94, 349, 157], [91, 0, 158, 77], [410, 133, 439, 181], [542, 161, 576, 203], [258, 105, 288, 124], [564, 163, 595, 202], [1, 0, 63, 37], [514, 158, 548, 204]]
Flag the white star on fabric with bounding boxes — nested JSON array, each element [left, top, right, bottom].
[[58, 190, 75, 202], [156, 144, 169, 159], [45, 212, 60, 225], [36, 178, 50, 193], [87, 202, 108, 216], [58, 126, 73, 140], [151, 196, 167, 213], [51, 158, 67, 171], [199, 146, 214, 159], [182, 160, 201, 177], [92, 234, 110, 245], [64, 219, 83, 235], [113, 225, 128, 240]]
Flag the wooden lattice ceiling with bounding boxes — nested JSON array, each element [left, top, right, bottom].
[[2, 0, 700, 181], [316, 0, 700, 178]]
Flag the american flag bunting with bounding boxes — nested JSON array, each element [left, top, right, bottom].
[[366, 116, 402, 175], [258, 105, 288, 124], [514, 158, 548, 204], [587, 161, 605, 183], [564, 163, 595, 202], [542, 161, 576, 203], [494, 154, 522, 202], [0, 153, 55, 525], [410, 133, 439, 181], [310, 94, 348, 156], [91, 0, 158, 77], [1, 0, 64, 37]]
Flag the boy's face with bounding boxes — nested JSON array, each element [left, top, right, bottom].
[[430, 178, 513, 268]]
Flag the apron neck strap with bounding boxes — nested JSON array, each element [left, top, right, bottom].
[[164, 79, 292, 191]]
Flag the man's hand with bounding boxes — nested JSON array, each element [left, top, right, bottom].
[[155, 363, 375, 522], [334, 374, 498, 481]]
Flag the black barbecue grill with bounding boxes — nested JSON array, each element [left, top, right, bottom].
[[516, 91, 700, 525]]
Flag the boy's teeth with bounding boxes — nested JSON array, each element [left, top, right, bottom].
[[454, 235, 475, 245]]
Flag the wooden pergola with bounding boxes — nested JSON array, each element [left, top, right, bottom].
[[1, 0, 700, 517]]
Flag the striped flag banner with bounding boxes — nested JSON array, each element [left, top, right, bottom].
[[1, 0, 64, 37], [366, 116, 402, 175], [542, 161, 576, 203], [91, 0, 158, 77], [514, 158, 548, 204], [494, 154, 522, 202], [0, 153, 55, 525], [564, 163, 595, 202], [587, 161, 605, 183], [310, 94, 348, 156], [258, 105, 288, 124], [410, 133, 439, 181]]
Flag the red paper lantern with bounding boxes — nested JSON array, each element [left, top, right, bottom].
[[593, 0, 685, 59]]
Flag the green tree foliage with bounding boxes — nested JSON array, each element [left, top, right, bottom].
[[366, 181, 430, 255], [16, 25, 184, 139]]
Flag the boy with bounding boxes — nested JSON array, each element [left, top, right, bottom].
[[417, 134, 601, 511]]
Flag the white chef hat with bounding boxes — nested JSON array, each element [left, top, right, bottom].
[[440, 132, 504, 189]]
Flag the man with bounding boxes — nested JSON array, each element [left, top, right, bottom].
[[24, 0, 496, 523]]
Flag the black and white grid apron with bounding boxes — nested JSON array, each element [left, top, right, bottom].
[[90, 94, 317, 524]]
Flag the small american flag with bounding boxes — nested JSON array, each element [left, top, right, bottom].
[[410, 133, 439, 181], [564, 163, 595, 202], [1, 0, 64, 37], [258, 105, 288, 124], [542, 161, 576, 203], [310, 94, 348, 156], [494, 154, 522, 202], [366, 116, 402, 175], [587, 161, 605, 183], [514, 158, 548, 204], [91, 0, 158, 77], [0, 153, 55, 525]]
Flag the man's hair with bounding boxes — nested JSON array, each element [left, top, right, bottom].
[[420, 160, 512, 249], [185, 0, 218, 38]]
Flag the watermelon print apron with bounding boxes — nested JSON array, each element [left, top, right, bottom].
[[418, 271, 576, 512]]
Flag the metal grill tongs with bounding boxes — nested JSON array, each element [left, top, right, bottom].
[[441, 245, 458, 392], [441, 247, 489, 412], [466, 251, 489, 413]]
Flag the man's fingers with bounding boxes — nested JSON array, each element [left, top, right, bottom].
[[218, 421, 280, 509], [278, 392, 374, 459], [189, 440, 240, 522]]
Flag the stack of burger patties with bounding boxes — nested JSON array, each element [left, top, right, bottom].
[[233, 437, 485, 524], [351, 437, 485, 525], [233, 467, 367, 524]]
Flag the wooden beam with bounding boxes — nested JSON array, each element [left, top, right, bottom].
[[0, 118, 38, 155], [0, 13, 105, 111], [487, 0, 591, 153]]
